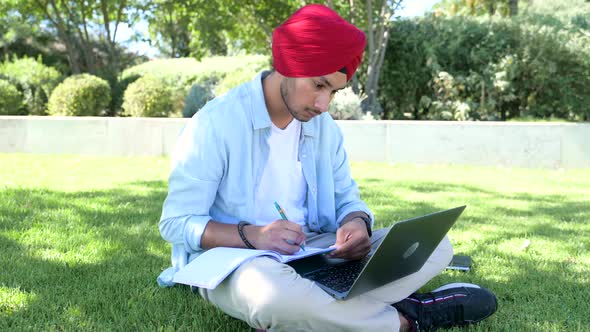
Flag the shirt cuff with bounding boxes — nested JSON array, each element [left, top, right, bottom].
[[339, 211, 372, 237]]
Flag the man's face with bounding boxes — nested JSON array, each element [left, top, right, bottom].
[[280, 71, 347, 122]]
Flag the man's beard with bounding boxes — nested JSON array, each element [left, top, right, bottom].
[[280, 79, 309, 122]]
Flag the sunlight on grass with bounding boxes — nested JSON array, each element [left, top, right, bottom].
[[63, 305, 92, 329], [1, 154, 589, 331], [0, 287, 36, 315]]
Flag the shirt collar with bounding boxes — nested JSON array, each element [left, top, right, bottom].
[[249, 71, 317, 137]]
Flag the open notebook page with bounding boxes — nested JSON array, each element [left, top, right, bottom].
[[173, 246, 335, 289]]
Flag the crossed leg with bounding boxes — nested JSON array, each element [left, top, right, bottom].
[[199, 229, 453, 332]]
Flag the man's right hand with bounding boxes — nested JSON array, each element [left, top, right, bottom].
[[246, 220, 306, 255]]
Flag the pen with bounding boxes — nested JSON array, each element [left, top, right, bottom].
[[274, 201, 306, 251]]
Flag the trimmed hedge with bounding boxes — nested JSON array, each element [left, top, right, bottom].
[[0, 57, 62, 115], [121, 55, 268, 116], [122, 75, 174, 117], [0, 79, 24, 115], [47, 74, 111, 116], [214, 67, 262, 96], [182, 83, 214, 118]]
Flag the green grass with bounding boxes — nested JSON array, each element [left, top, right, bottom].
[[1, 154, 589, 331]]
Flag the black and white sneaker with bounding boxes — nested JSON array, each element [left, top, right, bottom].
[[393, 283, 498, 331]]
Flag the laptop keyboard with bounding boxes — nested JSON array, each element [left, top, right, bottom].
[[303, 256, 370, 293]]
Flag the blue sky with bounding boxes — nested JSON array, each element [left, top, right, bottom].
[[396, 0, 441, 17], [118, 0, 441, 58]]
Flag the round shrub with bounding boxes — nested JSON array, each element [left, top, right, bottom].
[[0, 57, 62, 115], [0, 79, 24, 115], [182, 83, 214, 118], [214, 68, 259, 96], [47, 74, 111, 116], [122, 75, 174, 117]]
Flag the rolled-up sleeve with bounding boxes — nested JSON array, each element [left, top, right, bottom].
[[159, 111, 225, 253]]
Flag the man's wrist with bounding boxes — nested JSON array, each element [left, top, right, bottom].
[[340, 212, 372, 237], [346, 217, 370, 236], [237, 221, 257, 249]]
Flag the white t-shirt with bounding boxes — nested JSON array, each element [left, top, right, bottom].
[[254, 119, 308, 226]]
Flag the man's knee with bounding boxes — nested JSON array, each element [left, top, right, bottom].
[[229, 258, 317, 325]]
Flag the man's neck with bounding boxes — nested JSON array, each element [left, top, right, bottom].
[[262, 71, 293, 129]]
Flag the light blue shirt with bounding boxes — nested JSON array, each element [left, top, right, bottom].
[[157, 72, 373, 287]]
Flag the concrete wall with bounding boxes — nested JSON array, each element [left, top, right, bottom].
[[0, 116, 186, 156], [1, 116, 589, 168]]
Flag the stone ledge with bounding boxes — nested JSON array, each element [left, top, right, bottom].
[[1, 116, 589, 169]]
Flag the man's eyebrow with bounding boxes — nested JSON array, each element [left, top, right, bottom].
[[319, 76, 344, 91]]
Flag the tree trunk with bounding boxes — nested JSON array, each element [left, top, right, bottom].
[[44, 0, 83, 73], [508, 0, 518, 16], [348, 0, 360, 94], [364, 0, 377, 113], [76, 0, 97, 74], [363, 0, 400, 117], [487, 1, 496, 15]]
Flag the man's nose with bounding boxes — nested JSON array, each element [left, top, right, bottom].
[[314, 93, 331, 113]]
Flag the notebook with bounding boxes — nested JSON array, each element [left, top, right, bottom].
[[289, 206, 466, 300], [172, 246, 335, 289]]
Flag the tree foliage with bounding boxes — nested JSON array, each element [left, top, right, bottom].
[[142, 0, 403, 119], [142, 0, 302, 58], [0, 1, 69, 72], [434, 0, 524, 17], [378, 15, 590, 121], [6, 0, 141, 81]]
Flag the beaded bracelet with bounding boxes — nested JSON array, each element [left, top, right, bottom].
[[237, 221, 256, 249]]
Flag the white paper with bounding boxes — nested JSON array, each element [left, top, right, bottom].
[[173, 246, 335, 289]]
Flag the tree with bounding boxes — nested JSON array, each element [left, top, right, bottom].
[[509, 0, 518, 16], [434, 0, 522, 17], [360, 0, 403, 115], [0, 2, 69, 72], [142, 0, 302, 58], [143, 0, 192, 57], [323, 0, 402, 117], [13, 0, 137, 78], [143, 0, 402, 118], [143, 0, 230, 58], [226, 0, 303, 54]]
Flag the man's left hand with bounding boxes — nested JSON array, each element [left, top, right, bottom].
[[328, 218, 371, 260]]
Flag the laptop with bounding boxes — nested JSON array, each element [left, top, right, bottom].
[[288, 206, 466, 300]]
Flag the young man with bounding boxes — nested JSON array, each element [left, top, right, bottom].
[[158, 5, 497, 331]]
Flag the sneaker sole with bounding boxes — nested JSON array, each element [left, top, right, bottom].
[[433, 282, 481, 292]]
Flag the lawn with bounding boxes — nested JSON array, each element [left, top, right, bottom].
[[1, 154, 588, 331]]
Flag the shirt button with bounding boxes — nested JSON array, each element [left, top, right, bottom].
[[302, 154, 307, 158]]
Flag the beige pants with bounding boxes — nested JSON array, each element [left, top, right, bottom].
[[199, 229, 454, 332]]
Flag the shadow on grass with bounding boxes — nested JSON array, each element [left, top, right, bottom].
[[1, 178, 588, 331], [0, 181, 249, 331], [359, 178, 589, 331]]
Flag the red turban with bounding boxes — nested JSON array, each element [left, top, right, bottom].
[[272, 4, 366, 81]]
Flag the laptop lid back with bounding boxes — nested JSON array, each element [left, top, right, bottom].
[[344, 206, 466, 299]]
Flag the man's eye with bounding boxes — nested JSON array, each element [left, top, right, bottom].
[[315, 83, 323, 89]]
